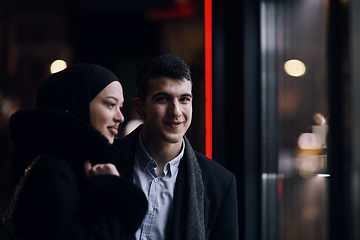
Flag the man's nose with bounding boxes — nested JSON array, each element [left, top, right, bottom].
[[169, 101, 181, 118]]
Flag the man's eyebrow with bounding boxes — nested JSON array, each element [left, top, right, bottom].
[[181, 93, 193, 98], [152, 92, 171, 99], [152, 92, 193, 99]]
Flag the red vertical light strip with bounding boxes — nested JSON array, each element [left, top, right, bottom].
[[204, 0, 212, 158]]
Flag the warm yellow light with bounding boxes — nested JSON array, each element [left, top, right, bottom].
[[125, 119, 143, 135], [313, 113, 326, 125], [284, 59, 306, 77], [50, 60, 67, 74]]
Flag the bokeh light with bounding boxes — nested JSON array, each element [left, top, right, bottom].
[[297, 155, 326, 178], [313, 113, 326, 125], [50, 60, 67, 74], [317, 174, 330, 177], [125, 119, 143, 136], [284, 59, 306, 77], [298, 133, 323, 150]]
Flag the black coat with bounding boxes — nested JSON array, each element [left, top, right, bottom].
[[117, 125, 239, 240], [8, 109, 147, 240]]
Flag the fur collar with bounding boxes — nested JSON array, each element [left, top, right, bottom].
[[9, 108, 123, 181]]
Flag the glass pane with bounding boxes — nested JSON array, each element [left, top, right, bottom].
[[261, 0, 329, 239]]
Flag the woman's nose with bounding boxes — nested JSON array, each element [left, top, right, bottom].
[[115, 108, 125, 123]]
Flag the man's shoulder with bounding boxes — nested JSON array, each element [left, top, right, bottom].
[[192, 152, 237, 203], [193, 151, 234, 179]]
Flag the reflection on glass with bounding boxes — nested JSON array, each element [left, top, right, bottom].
[[284, 59, 306, 77], [261, 0, 328, 239]]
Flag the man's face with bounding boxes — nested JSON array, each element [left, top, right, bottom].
[[140, 76, 193, 145]]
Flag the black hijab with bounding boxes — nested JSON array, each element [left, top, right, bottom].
[[36, 63, 120, 124]]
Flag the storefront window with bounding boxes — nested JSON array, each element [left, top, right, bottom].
[[261, 0, 329, 239]]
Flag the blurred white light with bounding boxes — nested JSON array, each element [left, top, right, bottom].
[[302, 157, 320, 172], [298, 133, 323, 149], [297, 155, 327, 178], [312, 125, 328, 148], [262, 173, 279, 179], [125, 119, 142, 136], [284, 59, 306, 77], [50, 60, 67, 74], [317, 174, 330, 177]]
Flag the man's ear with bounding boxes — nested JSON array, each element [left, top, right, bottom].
[[134, 97, 146, 119]]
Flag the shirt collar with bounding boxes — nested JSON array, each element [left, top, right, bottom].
[[135, 132, 184, 176]]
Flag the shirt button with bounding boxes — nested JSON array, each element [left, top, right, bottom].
[[149, 207, 153, 211], [154, 178, 158, 182]]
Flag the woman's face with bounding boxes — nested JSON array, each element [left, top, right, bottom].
[[90, 81, 124, 143]]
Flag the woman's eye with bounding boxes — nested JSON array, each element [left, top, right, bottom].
[[105, 102, 116, 108]]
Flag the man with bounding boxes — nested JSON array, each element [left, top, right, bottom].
[[118, 54, 238, 240]]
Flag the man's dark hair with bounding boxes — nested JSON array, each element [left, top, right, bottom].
[[136, 54, 192, 101]]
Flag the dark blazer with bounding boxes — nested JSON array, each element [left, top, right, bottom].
[[118, 125, 239, 240]]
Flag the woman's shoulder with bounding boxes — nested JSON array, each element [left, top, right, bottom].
[[29, 155, 79, 183], [35, 155, 70, 168]]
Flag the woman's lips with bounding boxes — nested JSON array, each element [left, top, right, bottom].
[[108, 125, 118, 135]]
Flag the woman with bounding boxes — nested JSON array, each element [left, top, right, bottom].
[[8, 63, 147, 240]]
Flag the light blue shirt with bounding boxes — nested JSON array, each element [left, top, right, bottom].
[[133, 134, 184, 240]]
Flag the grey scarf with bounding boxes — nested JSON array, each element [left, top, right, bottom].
[[183, 136, 206, 240]]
